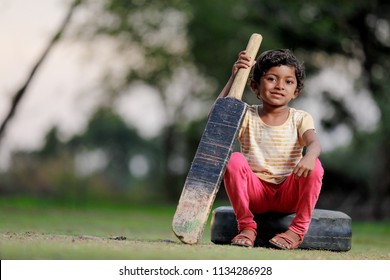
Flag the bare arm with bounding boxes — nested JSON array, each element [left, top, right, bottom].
[[293, 129, 321, 178]]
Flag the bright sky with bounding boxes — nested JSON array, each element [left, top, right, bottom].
[[0, 0, 109, 169], [0, 0, 200, 171]]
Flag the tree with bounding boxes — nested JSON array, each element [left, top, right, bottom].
[[0, 0, 82, 143]]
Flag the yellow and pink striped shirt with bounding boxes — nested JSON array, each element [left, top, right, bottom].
[[238, 105, 315, 184]]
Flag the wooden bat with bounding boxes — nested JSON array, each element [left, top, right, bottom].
[[172, 33, 263, 244]]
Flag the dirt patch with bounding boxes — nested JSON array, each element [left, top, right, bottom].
[[1, 231, 129, 243]]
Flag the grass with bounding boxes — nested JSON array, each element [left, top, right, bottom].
[[0, 198, 389, 260]]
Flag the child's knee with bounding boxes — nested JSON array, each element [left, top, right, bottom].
[[226, 152, 246, 172], [312, 159, 324, 179], [305, 159, 324, 194]]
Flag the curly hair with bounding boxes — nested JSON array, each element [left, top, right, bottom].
[[251, 49, 305, 92]]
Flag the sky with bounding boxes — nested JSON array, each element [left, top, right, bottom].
[[0, 0, 90, 168], [0, 0, 382, 171], [0, 0, 130, 170]]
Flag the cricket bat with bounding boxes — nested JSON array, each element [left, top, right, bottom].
[[172, 33, 263, 244]]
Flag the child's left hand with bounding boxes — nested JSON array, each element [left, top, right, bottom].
[[293, 155, 316, 178], [293, 129, 321, 178]]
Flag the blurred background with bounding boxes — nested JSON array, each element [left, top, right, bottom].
[[0, 0, 389, 220]]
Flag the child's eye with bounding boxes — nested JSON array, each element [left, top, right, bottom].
[[286, 80, 295, 85], [267, 77, 276, 82]]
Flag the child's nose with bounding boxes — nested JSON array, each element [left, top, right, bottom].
[[275, 80, 284, 89]]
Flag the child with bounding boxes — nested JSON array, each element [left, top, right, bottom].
[[218, 49, 324, 249]]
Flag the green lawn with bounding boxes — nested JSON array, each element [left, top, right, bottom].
[[0, 199, 389, 260]]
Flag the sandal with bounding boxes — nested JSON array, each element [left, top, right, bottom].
[[231, 230, 256, 247], [269, 231, 304, 250]]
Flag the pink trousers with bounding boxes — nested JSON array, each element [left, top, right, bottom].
[[223, 152, 324, 236]]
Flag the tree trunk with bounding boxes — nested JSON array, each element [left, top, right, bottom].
[[0, 0, 81, 143]]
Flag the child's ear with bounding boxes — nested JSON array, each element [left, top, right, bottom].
[[292, 89, 300, 99], [250, 80, 259, 92]]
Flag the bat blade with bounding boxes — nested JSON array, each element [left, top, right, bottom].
[[172, 97, 247, 244]]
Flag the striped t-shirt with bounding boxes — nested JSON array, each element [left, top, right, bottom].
[[238, 105, 315, 184]]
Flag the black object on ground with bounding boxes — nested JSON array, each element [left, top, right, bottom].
[[210, 206, 352, 251]]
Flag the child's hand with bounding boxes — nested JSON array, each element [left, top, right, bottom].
[[293, 155, 316, 178], [217, 50, 256, 99], [294, 129, 321, 178], [232, 51, 255, 76]]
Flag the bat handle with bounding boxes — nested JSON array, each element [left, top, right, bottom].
[[227, 33, 263, 100]]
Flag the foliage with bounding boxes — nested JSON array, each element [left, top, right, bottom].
[[0, 108, 162, 205]]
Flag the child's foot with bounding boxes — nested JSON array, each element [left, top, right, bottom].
[[269, 229, 303, 250], [231, 229, 256, 247]]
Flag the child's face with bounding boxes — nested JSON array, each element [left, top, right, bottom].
[[252, 65, 299, 107]]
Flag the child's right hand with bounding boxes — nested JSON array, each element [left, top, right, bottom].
[[232, 51, 255, 76], [217, 50, 256, 100]]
